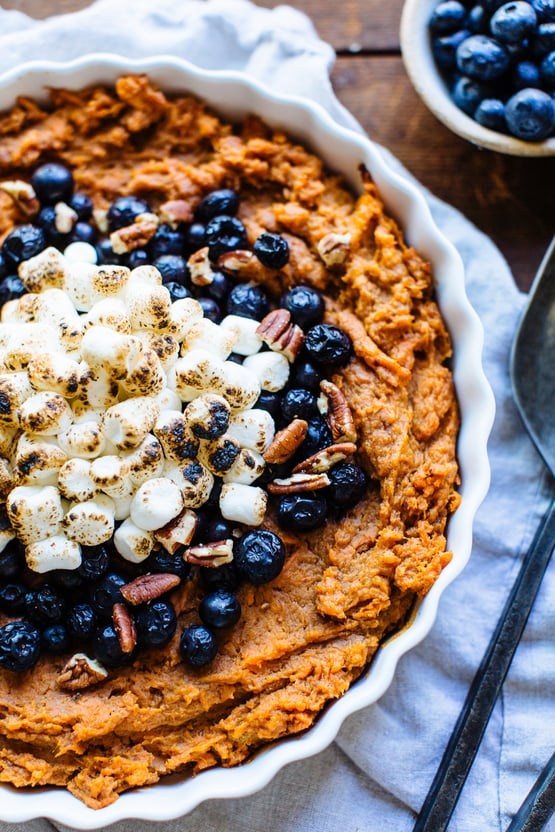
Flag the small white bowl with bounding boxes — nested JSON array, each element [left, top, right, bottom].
[[0, 54, 495, 828], [400, 0, 555, 156]]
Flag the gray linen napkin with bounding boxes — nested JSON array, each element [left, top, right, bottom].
[[0, 1, 553, 830]]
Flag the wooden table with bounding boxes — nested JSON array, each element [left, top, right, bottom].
[[4, 0, 554, 291]]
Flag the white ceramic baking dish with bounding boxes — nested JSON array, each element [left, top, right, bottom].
[[0, 54, 495, 828]]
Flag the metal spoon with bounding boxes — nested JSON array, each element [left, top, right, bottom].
[[413, 236, 555, 832]]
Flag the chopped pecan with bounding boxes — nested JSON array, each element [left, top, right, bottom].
[[188, 246, 215, 286], [263, 418, 308, 464], [93, 207, 109, 233], [256, 309, 305, 362], [293, 442, 357, 474], [110, 212, 159, 254], [217, 249, 256, 275], [154, 508, 198, 554], [0, 180, 39, 217], [267, 472, 330, 493], [184, 538, 234, 567], [121, 572, 180, 605], [54, 201, 78, 234], [319, 380, 357, 443], [112, 603, 137, 653], [316, 232, 351, 266], [159, 199, 194, 227], [57, 653, 108, 691]]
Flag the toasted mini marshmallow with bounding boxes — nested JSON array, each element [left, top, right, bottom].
[[89, 264, 130, 304], [64, 261, 96, 311], [112, 493, 133, 522], [219, 315, 263, 356], [198, 434, 241, 476], [223, 448, 266, 485], [80, 326, 143, 380], [19, 392, 73, 436], [18, 247, 68, 293], [31, 288, 83, 352], [154, 508, 198, 554], [0, 458, 14, 500], [63, 494, 115, 546], [120, 348, 166, 397], [75, 363, 120, 411], [172, 349, 227, 401], [90, 455, 133, 498], [129, 477, 184, 531], [219, 483, 267, 526], [57, 421, 105, 459], [13, 433, 67, 486], [127, 264, 162, 288], [64, 241, 98, 264], [113, 517, 154, 563], [182, 393, 230, 440], [58, 458, 97, 502], [27, 352, 80, 398], [101, 396, 160, 450], [25, 534, 82, 573], [163, 459, 213, 508], [226, 409, 275, 453], [154, 387, 182, 411], [0, 507, 15, 553], [124, 433, 165, 486], [7, 484, 63, 545], [4, 323, 60, 372], [1, 293, 37, 324], [154, 410, 199, 462], [84, 298, 131, 333], [71, 403, 104, 424], [0, 372, 34, 428], [167, 297, 203, 341], [137, 332, 179, 369], [243, 351, 290, 392], [181, 318, 237, 360], [127, 283, 172, 332], [214, 360, 261, 410]]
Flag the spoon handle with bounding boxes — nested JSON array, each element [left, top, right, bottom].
[[506, 749, 555, 831], [413, 496, 555, 832]]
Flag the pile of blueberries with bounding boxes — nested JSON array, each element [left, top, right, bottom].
[[429, 0, 555, 140], [0, 163, 369, 672]]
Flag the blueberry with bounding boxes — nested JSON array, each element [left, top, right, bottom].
[[199, 589, 241, 629], [78, 545, 110, 583], [0, 546, 23, 579], [475, 97, 508, 128], [71, 221, 97, 245], [432, 29, 472, 70], [199, 562, 240, 592], [89, 573, 126, 618], [227, 352, 243, 364], [205, 215, 248, 262], [126, 248, 150, 268], [327, 462, 368, 508], [31, 162, 73, 205], [198, 296, 222, 323], [92, 623, 135, 667], [541, 49, 555, 84], [0, 621, 41, 672], [0, 582, 26, 614], [96, 238, 123, 265], [0, 275, 26, 306], [281, 286, 325, 329], [490, 0, 537, 41], [186, 222, 206, 251], [203, 517, 233, 543], [505, 87, 555, 137], [2, 224, 46, 266], [298, 416, 334, 458], [36, 205, 58, 236], [67, 603, 97, 641], [195, 189, 240, 222], [253, 232, 290, 269], [304, 324, 353, 368], [255, 390, 281, 419], [25, 584, 65, 625], [149, 224, 185, 258], [430, 0, 468, 33], [166, 281, 192, 302], [456, 34, 510, 79], [153, 254, 189, 284], [144, 548, 191, 579], [289, 359, 323, 394], [467, 5, 489, 32], [226, 282, 269, 320], [51, 568, 84, 591], [0, 252, 9, 281], [234, 530, 286, 585], [70, 192, 93, 221], [179, 624, 218, 667], [529, 20, 555, 55], [42, 624, 70, 654], [276, 494, 328, 532], [452, 75, 493, 113], [281, 388, 318, 422], [107, 195, 151, 231], [136, 600, 177, 647], [206, 270, 231, 301], [531, 0, 555, 20], [512, 59, 542, 88]]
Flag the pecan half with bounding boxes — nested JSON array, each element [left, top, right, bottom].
[[154, 508, 198, 554], [263, 418, 308, 464], [316, 232, 351, 266], [110, 212, 159, 254], [57, 653, 108, 691], [188, 246, 215, 286], [267, 472, 330, 493], [121, 572, 180, 605], [184, 538, 234, 567], [319, 380, 357, 443], [112, 603, 137, 653], [159, 199, 194, 227], [217, 249, 256, 275], [292, 442, 357, 474], [256, 310, 305, 362], [0, 180, 39, 217]]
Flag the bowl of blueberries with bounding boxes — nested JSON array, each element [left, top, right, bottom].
[[400, 0, 555, 154]]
